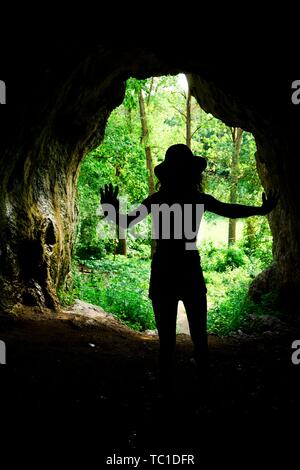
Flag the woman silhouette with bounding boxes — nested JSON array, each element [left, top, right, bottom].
[[100, 144, 278, 395]]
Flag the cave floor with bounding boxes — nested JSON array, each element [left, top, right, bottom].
[[0, 305, 300, 466]]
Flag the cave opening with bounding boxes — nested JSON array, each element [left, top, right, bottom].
[[0, 46, 297, 321], [73, 73, 273, 335]]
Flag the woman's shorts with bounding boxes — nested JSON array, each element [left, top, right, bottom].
[[149, 250, 207, 301]]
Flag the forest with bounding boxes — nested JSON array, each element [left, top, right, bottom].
[[60, 74, 275, 335]]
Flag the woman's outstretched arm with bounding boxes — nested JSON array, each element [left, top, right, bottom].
[[100, 183, 153, 228], [205, 191, 279, 218]]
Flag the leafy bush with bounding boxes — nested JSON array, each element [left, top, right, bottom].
[[240, 217, 273, 268], [126, 237, 151, 259], [71, 256, 155, 331], [57, 264, 82, 306], [206, 267, 281, 335], [201, 242, 248, 272], [207, 272, 251, 334], [60, 236, 275, 335]]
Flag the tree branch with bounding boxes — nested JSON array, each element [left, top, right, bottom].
[[191, 125, 202, 138], [146, 77, 154, 106]]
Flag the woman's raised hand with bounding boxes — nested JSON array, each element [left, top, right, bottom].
[[260, 190, 279, 215], [100, 183, 120, 212]]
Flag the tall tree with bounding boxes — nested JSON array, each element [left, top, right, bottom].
[[138, 86, 156, 257], [138, 88, 155, 195], [115, 165, 127, 256], [168, 77, 201, 149], [186, 87, 192, 148], [228, 127, 243, 246]]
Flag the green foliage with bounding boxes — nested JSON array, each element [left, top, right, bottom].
[[201, 241, 249, 272], [240, 216, 273, 267], [207, 271, 250, 334], [75, 92, 149, 259], [57, 264, 82, 306], [68, 74, 276, 336], [126, 238, 151, 259], [207, 270, 281, 335], [66, 242, 277, 335], [74, 257, 155, 331], [201, 240, 277, 334], [75, 74, 267, 260]]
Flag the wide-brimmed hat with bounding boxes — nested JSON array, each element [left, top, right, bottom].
[[154, 144, 207, 182]]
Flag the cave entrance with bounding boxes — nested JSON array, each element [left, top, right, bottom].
[[73, 74, 273, 335], [2, 48, 290, 320]]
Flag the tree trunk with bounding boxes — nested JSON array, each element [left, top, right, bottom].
[[228, 127, 243, 246], [138, 89, 156, 256], [186, 88, 192, 148], [138, 90, 155, 195], [115, 229, 127, 256], [244, 217, 257, 253], [126, 107, 132, 134], [115, 166, 127, 256]]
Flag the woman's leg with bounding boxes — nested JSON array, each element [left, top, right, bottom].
[[152, 296, 178, 395], [183, 292, 208, 374]]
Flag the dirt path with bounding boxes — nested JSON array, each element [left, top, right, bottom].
[[0, 302, 300, 465], [177, 301, 190, 334]]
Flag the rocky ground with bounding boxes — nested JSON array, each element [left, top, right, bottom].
[[0, 301, 300, 467]]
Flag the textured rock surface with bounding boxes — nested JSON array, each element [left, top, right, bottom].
[[0, 41, 299, 313]]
